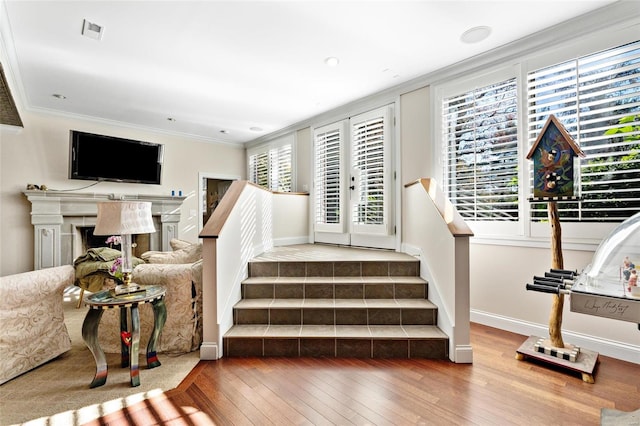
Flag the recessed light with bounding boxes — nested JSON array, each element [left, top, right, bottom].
[[52, 94, 66, 100], [250, 127, 263, 132], [460, 26, 491, 44], [324, 57, 340, 67]]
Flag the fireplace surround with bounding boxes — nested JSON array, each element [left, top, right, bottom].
[[24, 191, 186, 270]]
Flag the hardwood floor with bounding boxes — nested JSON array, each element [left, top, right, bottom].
[[84, 323, 640, 425]]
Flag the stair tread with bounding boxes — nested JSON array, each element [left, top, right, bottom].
[[243, 276, 427, 284], [225, 324, 447, 339], [235, 298, 437, 309]]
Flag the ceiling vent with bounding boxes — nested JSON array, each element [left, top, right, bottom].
[[82, 19, 103, 40]]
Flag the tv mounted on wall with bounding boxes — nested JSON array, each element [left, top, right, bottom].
[[69, 130, 164, 184]]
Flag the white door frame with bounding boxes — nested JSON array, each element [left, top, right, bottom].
[[198, 172, 240, 233], [312, 104, 399, 250]]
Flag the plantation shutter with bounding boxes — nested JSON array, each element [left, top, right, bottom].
[[270, 144, 292, 192], [248, 135, 293, 192], [350, 109, 390, 231], [314, 121, 345, 232], [249, 151, 269, 189], [528, 40, 640, 221], [442, 78, 519, 221]]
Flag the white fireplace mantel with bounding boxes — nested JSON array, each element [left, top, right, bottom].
[[24, 190, 186, 270]]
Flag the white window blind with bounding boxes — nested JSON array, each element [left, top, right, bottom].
[[269, 144, 292, 192], [528, 40, 640, 222], [352, 115, 386, 225], [249, 151, 269, 188], [248, 137, 293, 192], [314, 124, 343, 226], [442, 78, 519, 221]]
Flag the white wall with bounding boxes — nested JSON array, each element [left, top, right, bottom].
[[0, 110, 245, 275]]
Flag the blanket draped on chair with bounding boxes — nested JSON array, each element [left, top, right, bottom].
[[74, 247, 144, 292]]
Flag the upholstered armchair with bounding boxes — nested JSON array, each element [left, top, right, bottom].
[[0, 265, 74, 384], [97, 240, 203, 354]]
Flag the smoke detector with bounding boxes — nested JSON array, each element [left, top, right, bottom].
[[82, 19, 104, 40]]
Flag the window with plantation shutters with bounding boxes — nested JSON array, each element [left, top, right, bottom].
[[528, 40, 640, 222], [247, 134, 293, 192], [442, 78, 519, 221], [352, 114, 386, 226], [314, 122, 344, 231]]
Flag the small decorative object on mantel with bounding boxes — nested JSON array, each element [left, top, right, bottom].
[[517, 114, 599, 384], [26, 183, 48, 191]]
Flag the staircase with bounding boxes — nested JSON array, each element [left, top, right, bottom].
[[223, 245, 449, 359]]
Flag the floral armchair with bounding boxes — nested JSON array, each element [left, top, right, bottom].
[[0, 265, 74, 384], [97, 240, 203, 354]]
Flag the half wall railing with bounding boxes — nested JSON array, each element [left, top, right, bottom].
[[403, 178, 474, 363], [198, 181, 309, 359]]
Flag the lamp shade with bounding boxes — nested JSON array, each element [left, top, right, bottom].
[[93, 201, 156, 235]]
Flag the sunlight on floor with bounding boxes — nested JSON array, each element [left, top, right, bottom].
[[20, 389, 164, 426], [15, 387, 216, 425]]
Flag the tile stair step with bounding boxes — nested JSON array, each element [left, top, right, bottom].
[[233, 298, 438, 326], [234, 298, 437, 309], [223, 324, 449, 359], [242, 276, 427, 284], [248, 259, 421, 279], [225, 324, 447, 339], [241, 276, 429, 299]]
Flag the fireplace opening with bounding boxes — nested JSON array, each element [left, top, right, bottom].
[[78, 226, 151, 258]]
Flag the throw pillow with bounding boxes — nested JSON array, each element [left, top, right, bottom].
[[141, 242, 202, 264], [170, 238, 193, 251]]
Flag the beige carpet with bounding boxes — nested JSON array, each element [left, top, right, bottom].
[[601, 408, 640, 426], [0, 287, 200, 426]]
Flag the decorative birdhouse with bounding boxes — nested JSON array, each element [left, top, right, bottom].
[[526, 115, 585, 199]]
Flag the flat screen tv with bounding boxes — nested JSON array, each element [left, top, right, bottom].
[[69, 130, 164, 184]]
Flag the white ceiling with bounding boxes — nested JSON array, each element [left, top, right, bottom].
[[1, 0, 619, 145]]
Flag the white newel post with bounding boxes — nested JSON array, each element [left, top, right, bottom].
[[24, 191, 186, 270]]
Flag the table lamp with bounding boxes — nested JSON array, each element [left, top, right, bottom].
[[94, 201, 156, 295]]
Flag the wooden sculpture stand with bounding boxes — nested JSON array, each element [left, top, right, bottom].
[[516, 202, 598, 383]]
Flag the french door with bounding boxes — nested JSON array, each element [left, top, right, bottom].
[[313, 105, 395, 249]]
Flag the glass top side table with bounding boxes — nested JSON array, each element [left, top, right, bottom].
[[81, 284, 167, 388]]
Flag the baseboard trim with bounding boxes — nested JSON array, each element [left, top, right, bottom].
[[454, 345, 474, 364], [200, 342, 219, 360], [274, 236, 310, 246], [471, 309, 640, 364]]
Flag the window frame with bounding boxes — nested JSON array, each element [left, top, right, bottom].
[[434, 65, 526, 238]]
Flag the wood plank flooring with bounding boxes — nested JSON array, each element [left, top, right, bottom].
[[84, 323, 640, 425]]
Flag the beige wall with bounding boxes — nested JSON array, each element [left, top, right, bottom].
[[0, 111, 245, 275], [295, 127, 311, 193], [399, 86, 431, 184], [470, 243, 639, 357]]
